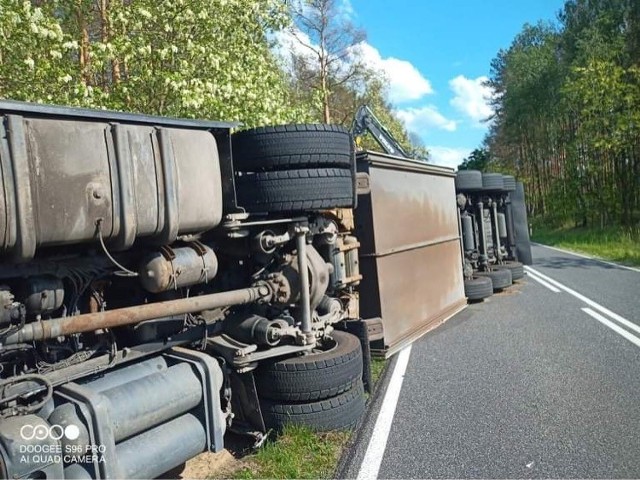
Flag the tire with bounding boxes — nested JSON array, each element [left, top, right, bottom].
[[232, 124, 354, 171], [464, 276, 493, 301], [494, 261, 524, 281], [236, 168, 354, 213], [255, 331, 363, 402], [477, 268, 512, 291], [502, 175, 517, 192], [482, 173, 504, 191], [261, 380, 365, 432], [455, 170, 483, 191]]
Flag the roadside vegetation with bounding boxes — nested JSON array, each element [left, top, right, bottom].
[[232, 426, 350, 480], [532, 225, 640, 266], [0, 0, 424, 156], [231, 357, 388, 479], [370, 357, 387, 385], [459, 0, 640, 236]]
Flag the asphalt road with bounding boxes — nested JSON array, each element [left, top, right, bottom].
[[340, 244, 640, 479]]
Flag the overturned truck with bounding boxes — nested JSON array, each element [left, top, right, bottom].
[[0, 101, 471, 479], [455, 170, 532, 301]]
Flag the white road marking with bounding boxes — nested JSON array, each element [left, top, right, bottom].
[[524, 266, 640, 335], [357, 344, 412, 480], [582, 308, 640, 348], [533, 243, 640, 273], [525, 271, 561, 293]]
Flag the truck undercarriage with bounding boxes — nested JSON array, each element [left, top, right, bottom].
[[455, 169, 532, 301], [0, 102, 364, 479], [0, 102, 519, 479]]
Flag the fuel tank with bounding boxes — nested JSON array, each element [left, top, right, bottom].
[[0, 101, 232, 260]]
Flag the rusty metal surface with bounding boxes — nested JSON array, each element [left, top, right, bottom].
[[356, 151, 466, 356], [4, 286, 270, 344]]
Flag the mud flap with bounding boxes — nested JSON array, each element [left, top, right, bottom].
[[341, 320, 373, 394], [511, 182, 533, 265]]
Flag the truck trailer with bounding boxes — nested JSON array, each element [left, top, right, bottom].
[[0, 101, 527, 479]]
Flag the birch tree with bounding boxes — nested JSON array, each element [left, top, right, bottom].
[[288, 0, 365, 123]]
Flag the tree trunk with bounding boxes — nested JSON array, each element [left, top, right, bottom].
[[75, 2, 91, 85], [321, 73, 330, 123]]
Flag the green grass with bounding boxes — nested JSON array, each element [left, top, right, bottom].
[[370, 357, 387, 385], [531, 225, 640, 266], [232, 425, 350, 479], [231, 357, 388, 480]]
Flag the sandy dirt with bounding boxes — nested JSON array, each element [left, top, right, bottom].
[[180, 449, 242, 479]]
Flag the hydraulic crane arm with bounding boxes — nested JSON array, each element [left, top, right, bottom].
[[351, 105, 410, 159]]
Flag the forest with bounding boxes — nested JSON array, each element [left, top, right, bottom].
[[2, 0, 639, 230], [0, 0, 425, 156], [463, 0, 640, 229]]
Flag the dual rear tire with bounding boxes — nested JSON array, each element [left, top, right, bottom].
[[256, 331, 365, 432], [232, 125, 356, 213], [464, 276, 493, 301], [493, 261, 524, 281], [455, 170, 505, 193], [456, 170, 516, 194], [477, 268, 513, 291], [464, 261, 522, 301], [455, 170, 483, 192]]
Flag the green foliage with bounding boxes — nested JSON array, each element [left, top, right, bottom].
[[0, 0, 427, 162], [458, 148, 492, 171], [0, 1, 76, 103], [0, 0, 422, 156], [532, 225, 640, 266], [485, 0, 640, 228], [287, 0, 366, 124], [370, 357, 386, 385], [564, 61, 640, 154], [0, 0, 310, 126]]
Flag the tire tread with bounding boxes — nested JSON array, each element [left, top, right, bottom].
[[236, 168, 354, 212], [232, 124, 354, 170], [477, 268, 512, 290], [261, 381, 365, 432], [256, 331, 363, 402], [464, 276, 493, 300]]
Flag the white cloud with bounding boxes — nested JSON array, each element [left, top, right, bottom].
[[428, 146, 472, 170], [395, 105, 457, 133], [273, 27, 433, 106], [449, 75, 495, 126], [352, 42, 433, 103]]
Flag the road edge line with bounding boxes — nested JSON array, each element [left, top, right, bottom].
[[532, 243, 640, 273], [524, 266, 640, 335], [357, 344, 412, 480], [582, 308, 640, 348]]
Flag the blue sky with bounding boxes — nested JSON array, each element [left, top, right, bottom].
[[345, 0, 566, 167]]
